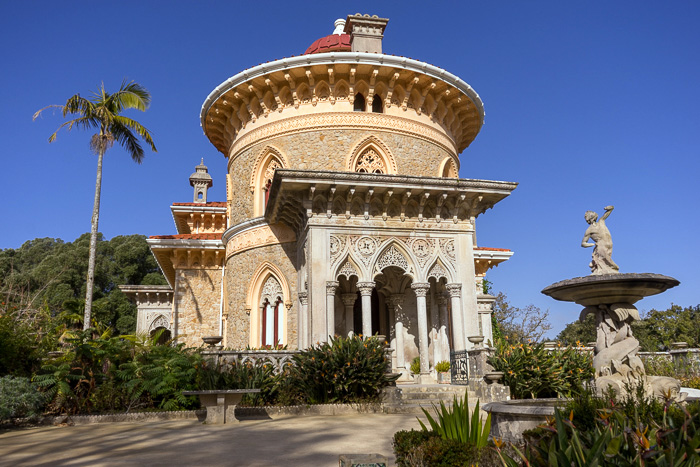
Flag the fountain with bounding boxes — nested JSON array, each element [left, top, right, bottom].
[[485, 206, 685, 442], [542, 205, 684, 401]]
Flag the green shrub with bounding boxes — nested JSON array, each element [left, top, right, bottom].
[[644, 354, 700, 388], [435, 361, 450, 373], [0, 376, 46, 422], [410, 357, 420, 375], [488, 340, 593, 399], [418, 396, 490, 448], [288, 335, 397, 404], [196, 358, 278, 407]]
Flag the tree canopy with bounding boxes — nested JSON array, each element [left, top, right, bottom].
[[0, 234, 166, 335], [556, 304, 700, 351]]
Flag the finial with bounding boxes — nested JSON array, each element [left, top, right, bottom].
[[333, 18, 345, 35], [201, 158, 204, 165]]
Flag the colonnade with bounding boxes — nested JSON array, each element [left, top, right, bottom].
[[318, 278, 467, 381]]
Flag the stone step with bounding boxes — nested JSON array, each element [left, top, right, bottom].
[[383, 399, 482, 415]]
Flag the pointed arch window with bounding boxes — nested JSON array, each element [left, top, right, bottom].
[[259, 275, 285, 348], [354, 93, 366, 112], [355, 147, 386, 174], [263, 158, 281, 207], [371, 95, 383, 113]]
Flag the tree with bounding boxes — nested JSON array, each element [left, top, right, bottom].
[[556, 304, 700, 351], [491, 291, 552, 343], [34, 81, 157, 329]]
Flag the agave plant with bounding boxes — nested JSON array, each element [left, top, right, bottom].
[[418, 395, 491, 448]]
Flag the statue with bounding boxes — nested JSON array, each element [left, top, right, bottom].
[[581, 205, 619, 275]]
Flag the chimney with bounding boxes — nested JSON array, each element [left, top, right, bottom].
[[343, 13, 389, 54]]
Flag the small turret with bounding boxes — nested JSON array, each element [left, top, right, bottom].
[[189, 159, 213, 203]]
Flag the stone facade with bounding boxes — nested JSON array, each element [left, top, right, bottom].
[[173, 268, 223, 347], [132, 15, 515, 382]]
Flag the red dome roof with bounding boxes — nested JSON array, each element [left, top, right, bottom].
[[304, 34, 351, 55]]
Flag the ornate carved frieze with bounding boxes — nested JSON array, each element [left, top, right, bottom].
[[226, 223, 296, 257], [406, 237, 436, 269], [230, 112, 457, 159], [439, 239, 456, 266]]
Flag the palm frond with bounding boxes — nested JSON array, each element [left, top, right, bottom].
[[33, 104, 65, 121], [110, 125, 145, 163], [112, 115, 157, 153], [63, 95, 95, 118]]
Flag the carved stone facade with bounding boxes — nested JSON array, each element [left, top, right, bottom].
[[134, 14, 515, 380]]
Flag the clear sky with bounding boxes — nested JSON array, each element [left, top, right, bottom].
[[2, 1, 698, 337]]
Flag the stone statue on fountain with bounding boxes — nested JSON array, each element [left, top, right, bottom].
[[542, 205, 684, 402]]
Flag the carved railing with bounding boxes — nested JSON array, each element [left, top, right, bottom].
[[450, 350, 469, 385]]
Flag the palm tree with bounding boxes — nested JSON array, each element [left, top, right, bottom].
[[34, 80, 157, 330]]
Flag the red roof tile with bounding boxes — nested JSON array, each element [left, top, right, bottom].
[[474, 247, 512, 252], [149, 233, 222, 240], [304, 34, 351, 55], [172, 202, 226, 207]]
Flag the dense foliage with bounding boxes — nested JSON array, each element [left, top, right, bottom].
[[0, 234, 166, 347], [33, 328, 201, 414], [488, 339, 594, 399], [287, 335, 398, 404], [0, 376, 47, 423], [558, 304, 700, 351], [496, 390, 700, 466]]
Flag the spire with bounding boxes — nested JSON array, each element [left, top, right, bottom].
[[189, 159, 213, 203]]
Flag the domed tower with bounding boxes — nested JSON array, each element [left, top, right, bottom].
[[201, 14, 516, 381]]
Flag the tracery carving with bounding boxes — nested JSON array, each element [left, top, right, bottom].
[[149, 314, 170, 332], [355, 148, 386, 174], [337, 260, 358, 279], [263, 159, 282, 186], [428, 262, 449, 281], [377, 245, 410, 272], [261, 276, 283, 303]]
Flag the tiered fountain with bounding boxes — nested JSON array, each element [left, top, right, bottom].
[[542, 206, 683, 401], [485, 206, 684, 442]]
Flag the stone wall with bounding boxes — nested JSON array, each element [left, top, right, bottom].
[[227, 129, 455, 225], [174, 268, 223, 347], [224, 242, 298, 349]]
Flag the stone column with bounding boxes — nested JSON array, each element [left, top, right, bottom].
[[356, 281, 375, 338], [326, 281, 339, 340], [446, 283, 466, 351], [298, 291, 308, 349], [477, 294, 496, 345], [437, 294, 450, 361], [341, 293, 357, 336], [307, 228, 329, 344], [411, 282, 431, 380], [388, 294, 406, 374]]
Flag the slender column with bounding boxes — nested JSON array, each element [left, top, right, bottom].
[[411, 282, 431, 378], [437, 294, 450, 362], [298, 291, 308, 349], [446, 283, 466, 351], [356, 281, 375, 337], [388, 294, 405, 372], [341, 293, 357, 336], [325, 281, 339, 340]]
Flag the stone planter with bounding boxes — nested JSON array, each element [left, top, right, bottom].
[[483, 398, 567, 442], [437, 372, 450, 384]]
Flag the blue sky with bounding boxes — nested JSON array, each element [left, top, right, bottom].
[[2, 1, 698, 336]]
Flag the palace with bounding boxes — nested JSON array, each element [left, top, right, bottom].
[[122, 14, 516, 382]]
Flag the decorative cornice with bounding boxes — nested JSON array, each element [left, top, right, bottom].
[[229, 112, 457, 161], [201, 52, 484, 129]]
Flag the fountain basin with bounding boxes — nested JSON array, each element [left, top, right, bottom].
[[483, 398, 566, 443], [542, 273, 679, 306]]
